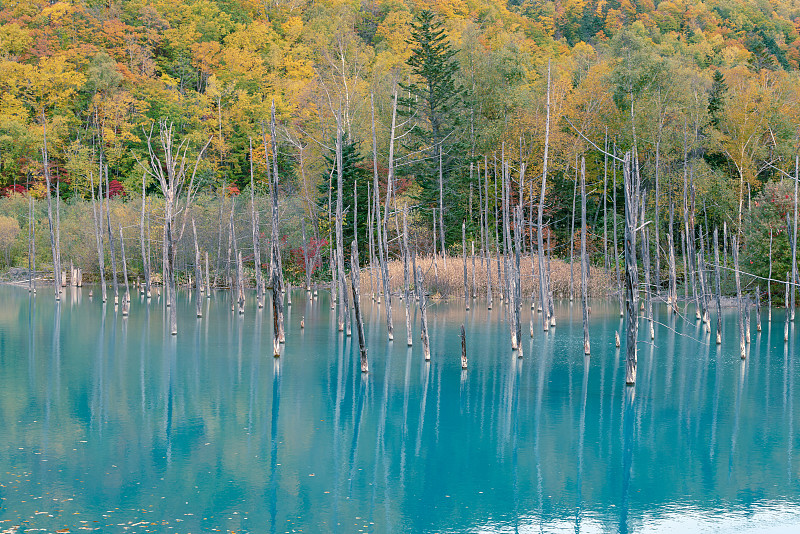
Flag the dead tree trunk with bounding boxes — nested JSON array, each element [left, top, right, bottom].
[[463, 221, 469, 310], [613, 143, 623, 317], [603, 130, 609, 274], [667, 232, 678, 314], [439, 151, 446, 270], [105, 166, 119, 303], [301, 215, 312, 296], [205, 251, 211, 297], [379, 92, 398, 340], [41, 112, 60, 300], [268, 102, 285, 343], [350, 240, 368, 373], [367, 182, 375, 299], [581, 156, 590, 354], [402, 204, 413, 346], [27, 176, 35, 294], [792, 156, 798, 321], [643, 226, 654, 340], [272, 264, 281, 357], [372, 180, 383, 305], [714, 228, 723, 344], [416, 257, 431, 361], [697, 230, 710, 329], [229, 201, 238, 311], [471, 240, 476, 299], [460, 324, 468, 369], [213, 183, 225, 288], [329, 174, 337, 310], [90, 172, 107, 302], [623, 152, 640, 385], [141, 120, 211, 335], [513, 205, 524, 357], [755, 285, 762, 332], [250, 138, 264, 309], [119, 224, 130, 316], [433, 207, 439, 288], [681, 229, 689, 314], [732, 235, 746, 359], [140, 174, 151, 297], [334, 117, 350, 334], [192, 219, 203, 318], [570, 161, 577, 302], [768, 228, 773, 322], [786, 272, 791, 342], [237, 251, 245, 314], [485, 158, 493, 309], [537, 60, 552, 331], [56, 179, 63, 289]]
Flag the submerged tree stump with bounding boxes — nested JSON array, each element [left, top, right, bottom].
[[350, 240, 368, 373], [460, 324, 468, 369]]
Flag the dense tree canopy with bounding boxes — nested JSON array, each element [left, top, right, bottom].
[[2, 0, 800, 262]]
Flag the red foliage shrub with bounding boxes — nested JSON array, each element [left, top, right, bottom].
[[1, 184, 26, 197], [107, 179, 126, 198], [289, 237, 328, 277]]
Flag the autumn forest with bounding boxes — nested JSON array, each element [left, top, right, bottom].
[[1, 0, 800, 301]]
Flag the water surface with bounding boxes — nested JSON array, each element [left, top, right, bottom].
[[1, 285, 799, 532]]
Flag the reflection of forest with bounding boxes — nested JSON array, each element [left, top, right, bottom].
[[0, 285, 798, 532]]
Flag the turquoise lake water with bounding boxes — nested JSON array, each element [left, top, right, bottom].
[[1, 284, 800, 533]]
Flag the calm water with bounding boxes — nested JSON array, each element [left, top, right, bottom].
[[1, 285, 800, 533]]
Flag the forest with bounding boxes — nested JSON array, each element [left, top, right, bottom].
[[1, 0, 800, 310]]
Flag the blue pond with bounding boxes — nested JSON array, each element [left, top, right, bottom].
[[1, 284, 800, 532]]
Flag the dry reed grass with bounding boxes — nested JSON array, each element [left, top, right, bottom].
[[358, 254, 614, 299]]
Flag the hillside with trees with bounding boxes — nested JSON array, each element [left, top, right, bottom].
[[1, 0, 800, 299]]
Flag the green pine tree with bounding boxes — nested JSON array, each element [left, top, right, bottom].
[[318, 136, 371, 262], [708, 70, 727, 128], [399, 9, 467, 248]]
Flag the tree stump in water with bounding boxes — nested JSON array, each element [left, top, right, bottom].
[[350, 240, 368, 373], [460, 324, 468, 369]]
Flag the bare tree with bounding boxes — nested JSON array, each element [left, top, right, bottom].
[[139, 120, 211, 335]]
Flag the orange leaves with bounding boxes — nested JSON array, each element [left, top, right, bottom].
[[191, 41, 222, 76]]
